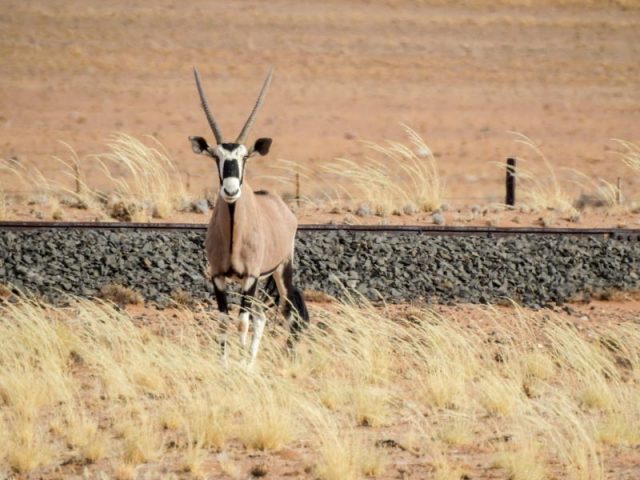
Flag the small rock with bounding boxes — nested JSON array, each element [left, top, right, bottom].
[[355, 203, 372, 217], [343, 214, 355, 225], [416, 146, 432, 158], [190, 199, 209, 214], [403, 203, 417, 215], [432, 211, 445, 225]]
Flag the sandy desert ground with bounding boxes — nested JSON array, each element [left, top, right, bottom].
[[1, 2, 640, 479], [1, 0, 639, 225]]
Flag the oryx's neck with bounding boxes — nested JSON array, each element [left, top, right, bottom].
[[215, 182, 257, 257]]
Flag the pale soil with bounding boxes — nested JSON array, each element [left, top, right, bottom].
[[1, 1, 640, 226]]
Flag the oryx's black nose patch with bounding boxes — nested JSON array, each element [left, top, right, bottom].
[[223, 160, 240, 178]]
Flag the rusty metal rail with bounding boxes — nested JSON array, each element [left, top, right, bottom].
[[0, 221, 639, 240]]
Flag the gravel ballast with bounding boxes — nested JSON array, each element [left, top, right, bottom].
[[0, 228, 639, 307]]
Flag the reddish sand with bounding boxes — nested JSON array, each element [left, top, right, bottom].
[[1, 0, 640, 224]]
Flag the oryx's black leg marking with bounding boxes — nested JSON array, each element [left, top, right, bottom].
[[240, 276, 259, 315], [213, 280, 228, 314], [238, 276, 259, 349], [213, 277, 230, 357]]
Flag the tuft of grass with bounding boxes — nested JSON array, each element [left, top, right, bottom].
[[97, 133, 190, 220], [615, 139, 640, 172], [99, 283, 144, 306], [236, 377, 298, 451], [507, 132, 578, 216], [0, 134, 190, 222], [170, 288, 196, 308], [0, 189, 7, 220], [493, 441, 547, 480], [323, 125, 445, 216], [313, 427, 387, 480]]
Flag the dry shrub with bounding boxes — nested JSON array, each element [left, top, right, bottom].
[[99, 283, 144, 306]]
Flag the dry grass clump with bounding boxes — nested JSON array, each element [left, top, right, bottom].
[[98, 133, 190, 221], [0, 134, 190, 222], [616, 139, 640, 172], [323, 125, 445, 216], [99, 283, 144, 306], [507, 133, 628, 217], [0, 295, 638, 478], [0, 188, 7, 220]]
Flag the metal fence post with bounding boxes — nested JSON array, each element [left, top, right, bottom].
[[506, 157, 516, 207]]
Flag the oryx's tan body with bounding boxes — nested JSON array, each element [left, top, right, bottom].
[[189, 66, 308, 367], [205, 183, 297, 279]]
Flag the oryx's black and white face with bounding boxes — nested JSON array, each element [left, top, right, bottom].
[[189, 137, 272, 204], [189, 66, 273, 204]]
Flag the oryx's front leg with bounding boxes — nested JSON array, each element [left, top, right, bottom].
[[240, 276, 266, 368], [239, 276, 258, 349], [213, 276, 231, 366]]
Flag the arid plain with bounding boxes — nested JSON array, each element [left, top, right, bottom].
[[1, 1, 640, 479]]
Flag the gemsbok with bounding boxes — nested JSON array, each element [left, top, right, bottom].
[[189, 67, 309, 366]]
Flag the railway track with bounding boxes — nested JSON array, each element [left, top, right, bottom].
[[1, 220, 639, 307], [0, 221, 639, 241]]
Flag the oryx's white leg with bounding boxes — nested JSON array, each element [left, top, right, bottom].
[[239, 276, 258, 349], [213, 276, 231, 367], [249, 309, 267, 369]]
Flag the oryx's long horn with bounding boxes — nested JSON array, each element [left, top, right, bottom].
[[193, 67, 224, 145], [236, 67, 273, 144]]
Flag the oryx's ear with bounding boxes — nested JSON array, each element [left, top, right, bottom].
[[250, 137, 272, 157], [189, 136, 210, 155]]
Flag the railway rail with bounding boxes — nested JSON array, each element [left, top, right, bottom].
[[0, 221, 639, 241]]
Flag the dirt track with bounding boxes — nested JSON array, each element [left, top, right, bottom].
[[1, 1, 639, 206]]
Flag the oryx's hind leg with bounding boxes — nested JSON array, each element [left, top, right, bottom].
[[273, 257, 309, 349], [213, 276, 231, 366]]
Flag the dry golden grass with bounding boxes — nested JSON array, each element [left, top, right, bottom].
[[97, 133, 190, 221], [0, 134, 190, 222], [323, 125, 445, 216], [0, 189, 7, 220], [99, 283, 144, 306], [0, 295, 638, 478], [616, 139, 640, 172]]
